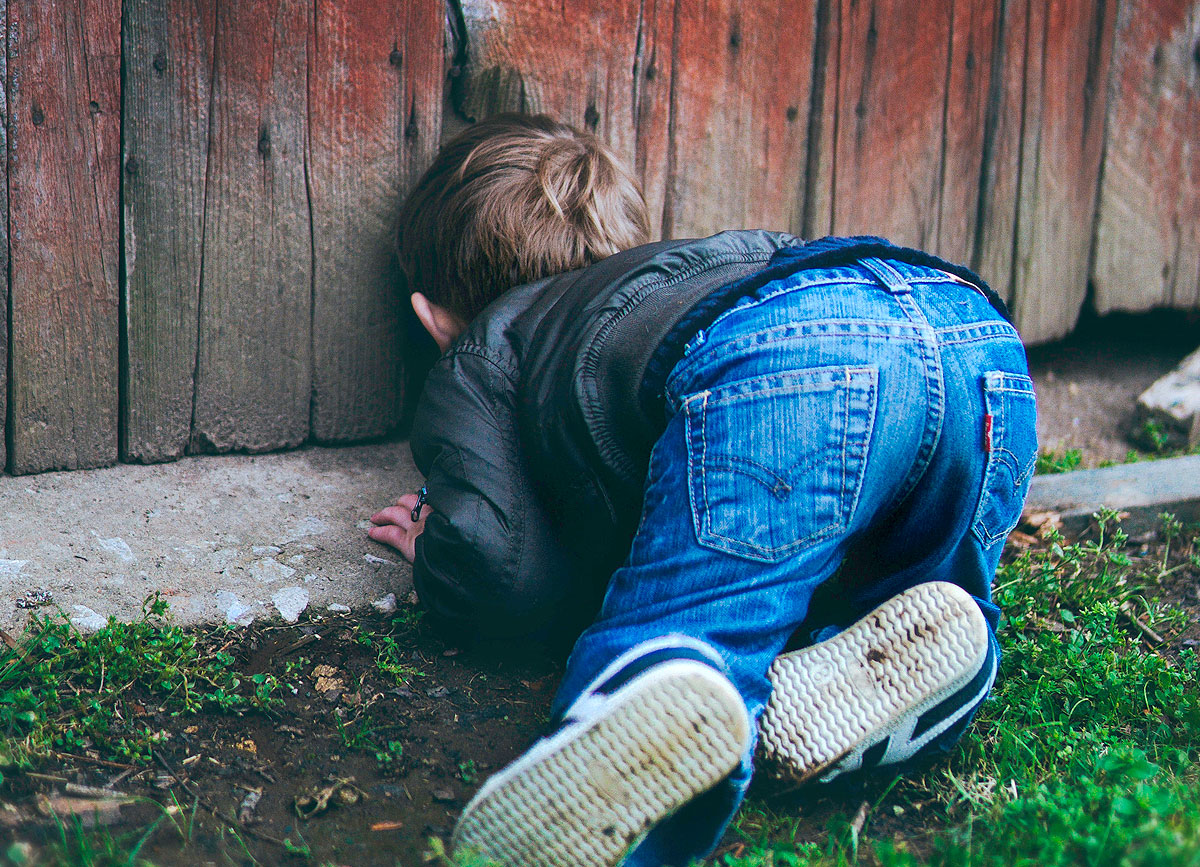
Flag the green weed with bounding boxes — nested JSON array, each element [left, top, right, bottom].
[[1035, 448, 1083, 474], [0, 594, 282, 767]]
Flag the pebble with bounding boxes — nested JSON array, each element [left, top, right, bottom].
[[70, 605, 108, 633], [271, 586, 310, 623], [326, 603, 352, 613], [372, 593, 397, 614]]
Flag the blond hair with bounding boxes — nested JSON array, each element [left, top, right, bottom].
[[397, 114, 650, 321]]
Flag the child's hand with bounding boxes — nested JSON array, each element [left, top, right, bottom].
[[368, 492, 432, 565]]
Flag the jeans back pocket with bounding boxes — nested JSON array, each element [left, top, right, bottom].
[[971, 371, 1038, 548], [684, 365, 877, 562]]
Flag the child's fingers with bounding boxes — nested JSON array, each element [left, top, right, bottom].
[[370, 505, 414, 528], [367, 523, 417, 562]]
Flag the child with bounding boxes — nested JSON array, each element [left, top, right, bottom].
[[369, 113, 1037, 867]]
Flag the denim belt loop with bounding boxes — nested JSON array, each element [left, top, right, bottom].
[[858, 257, 912, 295]]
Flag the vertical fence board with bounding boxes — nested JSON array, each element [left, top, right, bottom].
[[809, 0, 955, 248], [938, 0, 999, 264], [973, 0, 1027, 306], [1005, 0, 1115, 343], [122, 0, 216, 462], [0, 0, 7, 472], [308, 0, 442, 443], [661, 0, 815, 239], [1092, 0, 1199, 313], [190, 0, 312, 453], [6, 0, 120, 474]]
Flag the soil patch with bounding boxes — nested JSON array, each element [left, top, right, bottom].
[[1028, 309, 1199, 465]]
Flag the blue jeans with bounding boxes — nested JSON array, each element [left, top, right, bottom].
[[551, 257, 1037, 866]]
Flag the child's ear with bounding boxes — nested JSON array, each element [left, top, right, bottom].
[[411, 293, 467, 353]]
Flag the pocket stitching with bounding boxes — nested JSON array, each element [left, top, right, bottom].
[[971, 375, 1036, 547], [686, 367, 877, 561]]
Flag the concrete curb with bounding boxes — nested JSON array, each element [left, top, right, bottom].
[[0, 443, 422, 632], [1025, 454, 1200, 536]]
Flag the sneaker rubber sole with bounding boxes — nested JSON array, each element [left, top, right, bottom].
[[759, 581, 989, 784], [451, 659, 749, 867]]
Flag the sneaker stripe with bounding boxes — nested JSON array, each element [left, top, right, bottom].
[[910, 636, 997, 740]]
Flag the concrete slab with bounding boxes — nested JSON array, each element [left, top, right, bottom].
[[0, 443, 421, 632], [1025, 454, 1200, 535]]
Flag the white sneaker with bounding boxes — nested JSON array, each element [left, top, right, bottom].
[[452, 640, 751, 867], [759, 581, 996, 784]]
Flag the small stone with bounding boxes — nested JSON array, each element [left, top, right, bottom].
[[70, 605, 107, 633], [426, 685, 450, 699], [91, 531, 136, 563], [432, 789, 455, 803], [214, 590, 255, 626], [327, 603, 352, 614], [271, 587, 310, 623], [250, 557, 296, 584], [372, 593, 397, 614]]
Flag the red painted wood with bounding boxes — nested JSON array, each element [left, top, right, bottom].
[[661, 0, 817, 239], [7, 0, 121, 473], [1003, 0, 1116, 343], [308, 0, 443, 442], [190, 0, 312, 454], [1093, 0, 1199, 313], [809, 0, 951, 245]]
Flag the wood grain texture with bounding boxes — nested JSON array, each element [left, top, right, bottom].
[[661, 0, 816, 238], [807, 0, 996, 263], [190, 0, 312, 454], [308, 0, 442, 443], [808, 0, 955, 247], [1092, 0, 1199, 313], [456, 0, 819, 240], [6, 0, 121, 474], [122, 0, 216, 462], [0, 0, 7, 472], [457, 0, 667, 230], [994, 0, 1116, 343]]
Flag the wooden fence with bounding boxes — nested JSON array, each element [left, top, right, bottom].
[[0, 0, 1196, 475]]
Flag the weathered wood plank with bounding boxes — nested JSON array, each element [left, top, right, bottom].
[[660, 0, 816, 239], [191, 0, 312, 454], [1092, 0, 1199, 313], [6, 0, 121, 474], [996, 0, 1116, 343], [308, 0, 442, 443], [973, 0, 1028, 307], [939, 0, 999, 264], [0, 0, 8, 472], [122, 0, 216, 463], [455, 0, 820, 241], [808, 0, 958, 248]]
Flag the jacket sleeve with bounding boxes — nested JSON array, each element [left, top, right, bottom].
[[408, 343, 574, 638]]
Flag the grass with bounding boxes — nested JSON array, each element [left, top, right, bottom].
[[0, 593, 282, 770], [1038, 420, 1200, 474]]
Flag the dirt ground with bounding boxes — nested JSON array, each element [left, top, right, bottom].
[[2, 310, 1198, 865], [1027, 309, 1199, 464]]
